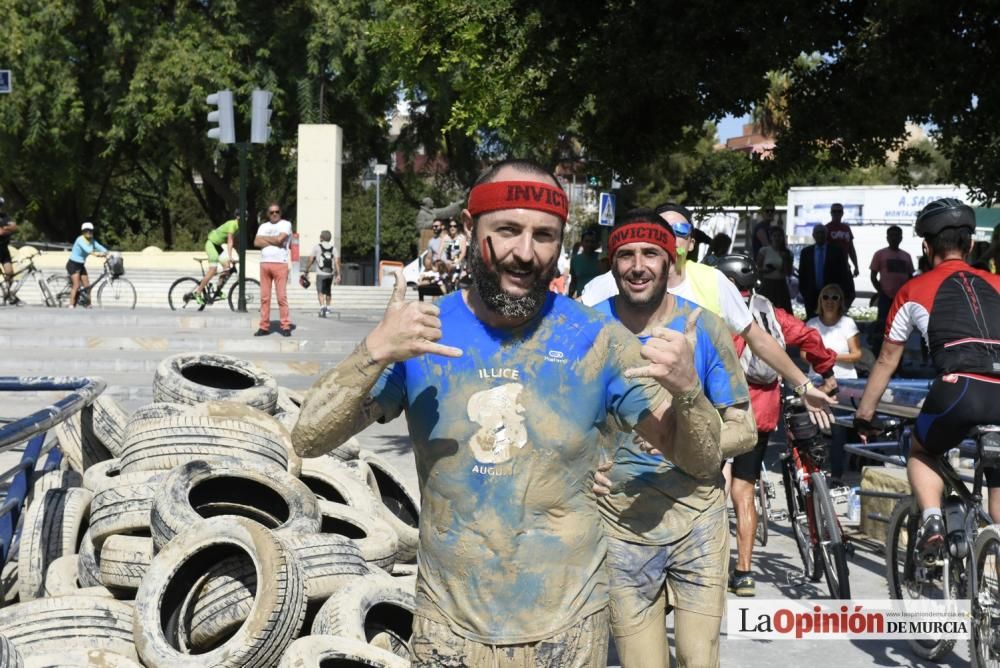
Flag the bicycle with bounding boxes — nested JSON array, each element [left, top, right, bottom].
[[0, 249, 57, 307], [754, 461, 787, 547], [780, 395, 853, 598], [167, 258, 260, 312], [884, 420, 1000, 663], [47, 253, 137, 309]]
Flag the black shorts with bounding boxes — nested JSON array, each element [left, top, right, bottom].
[[316, 275, 333, 296], [66, 260, 87, 276], [0, 243, 10, 265], [731, 431, 771, 482], [916, 374, 1000, 457]]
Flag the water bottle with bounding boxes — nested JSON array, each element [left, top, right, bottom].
[[847, 487, 861, 523]]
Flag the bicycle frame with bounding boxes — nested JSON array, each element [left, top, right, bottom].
[[783, 443, 828, 546]]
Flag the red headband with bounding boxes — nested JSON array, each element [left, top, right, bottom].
[[608, 222, 677, 262], [467, 180, 568, 221]]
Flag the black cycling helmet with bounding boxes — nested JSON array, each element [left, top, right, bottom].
[[715, 253, 758, 291], [915, 198, 976, 238]]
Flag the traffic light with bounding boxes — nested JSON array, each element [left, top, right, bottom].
[[206, 90, 235, 144], [250, 89, 273, 144], [587, 175, 600, 187]]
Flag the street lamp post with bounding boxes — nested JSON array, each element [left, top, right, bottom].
[[374, 163, 387, 285]]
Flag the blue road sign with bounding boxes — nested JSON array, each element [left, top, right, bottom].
[[599, 192, 616, 227], [0, 71, 10, 94]]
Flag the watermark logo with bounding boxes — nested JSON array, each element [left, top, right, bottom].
[[728, 599, 971, 640]]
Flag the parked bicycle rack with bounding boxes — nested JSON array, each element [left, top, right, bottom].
[[0, 376, 105, 569]]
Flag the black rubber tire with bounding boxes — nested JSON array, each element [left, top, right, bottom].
[[278, 636, 409, 668], [96, 277, 136, 309], [19, 488, 93, 601], [22, 650, 142, 667], [76, 531, 102, 589], [317, 501, 398, 571], [51, 412, 113, 473], [300, 457, 380, 516], [0, 635, 22, 668], [227, 278, 261, 312], [886, 497, 957, 660], [357, 451, 419, 563], [0, 596, 136, 661], [972, 525, 1000, 668], [47, 276, 71, 309], [152, 352, 278, 413], [126, 403, 188, 424], [182, 401, 300, 476], [167, 277, 200, 311], [99, 535, 153, 592], [119, 414, 288, 474], [755, 476, 769, 547], [150, 457, 320, 552], [89, 471, 164, 547], [133, 516, 306, 668], [82, 459, 122, 494], [29, 470, 82, 506], [328, 437, 362, 462], [810, 472, 850, 599], [310, 577, 415, 659], [38, 274, 56, 307], [781, 456, 822, 582], [185, 533, 366, 650]]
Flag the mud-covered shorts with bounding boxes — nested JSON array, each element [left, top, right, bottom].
[[606, 505, 728, 635], [409, 608, 609, 668]]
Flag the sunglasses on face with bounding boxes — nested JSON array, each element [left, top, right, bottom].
[[448, 225, 458, 229], [672, 222, 692, 237], [268, 210, 281, 215], [821, 294, 841, 301]]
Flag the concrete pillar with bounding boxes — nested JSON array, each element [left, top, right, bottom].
[[296, 125, 343, 268]]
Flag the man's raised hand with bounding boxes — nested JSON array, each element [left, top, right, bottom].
[[624, 326, 699, 395], [364, 269, 463, 364]]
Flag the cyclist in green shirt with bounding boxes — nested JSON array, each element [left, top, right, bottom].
[[193, 217, 238, 304]]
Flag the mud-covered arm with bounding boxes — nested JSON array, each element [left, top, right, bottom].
[[635, 384, 722, 479], [720, 401, 756, 459], [291, 340, 387, 457]]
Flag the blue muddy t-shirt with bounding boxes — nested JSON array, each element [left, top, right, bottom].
[[372, 290, 666, 644], [592, 294, 749, 545]]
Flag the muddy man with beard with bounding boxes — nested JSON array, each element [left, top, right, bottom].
[[293, 159, 723, 667]]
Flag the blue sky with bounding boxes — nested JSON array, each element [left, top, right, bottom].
[[716, 114, 751, 142]]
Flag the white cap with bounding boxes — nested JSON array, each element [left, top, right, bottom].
[[81, 222, 94, 231]]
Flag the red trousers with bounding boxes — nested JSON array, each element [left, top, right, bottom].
[[259, 262, 291, 331]]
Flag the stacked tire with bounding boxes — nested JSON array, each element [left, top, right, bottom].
[[1, 352, 422, 667]]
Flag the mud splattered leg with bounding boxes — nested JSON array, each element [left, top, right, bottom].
[[673, 608, 720, 668]]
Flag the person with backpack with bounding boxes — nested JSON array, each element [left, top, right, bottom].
[[715, 254, 838, 597], [303, 230, 341, 318]]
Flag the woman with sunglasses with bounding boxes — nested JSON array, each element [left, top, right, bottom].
[[442, 219, 467, 279], [805, 283, 862, 483]]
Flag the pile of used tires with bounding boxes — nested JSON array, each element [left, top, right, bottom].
[[0, 352, 417, 667]]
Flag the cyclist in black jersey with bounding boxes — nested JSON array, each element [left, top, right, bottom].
[[855, 198, 1000, 561]]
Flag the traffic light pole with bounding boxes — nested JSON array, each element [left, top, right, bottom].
[[237, 142, 249, 313]]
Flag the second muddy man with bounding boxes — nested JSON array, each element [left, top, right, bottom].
[[293, 158, 723, 666]]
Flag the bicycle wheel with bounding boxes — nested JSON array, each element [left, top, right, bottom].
[[781, 455, 821, 581], [48, 276, 72, 308], [37, 275, 56, 307], [972, 525, 1000, 667], [886, 497, 957, 660], [755, 476, 769, 547], [96, 277, 136, 309], [811, 472, 850, 598], [168, 277, 201, 311], [228, 278, 261, 312]]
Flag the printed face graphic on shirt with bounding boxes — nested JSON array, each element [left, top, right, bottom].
[[466, 383, 528, 464]]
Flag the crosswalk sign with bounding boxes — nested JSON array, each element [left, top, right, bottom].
[[599, 192, 616, 227]]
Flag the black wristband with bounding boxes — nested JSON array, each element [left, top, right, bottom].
[[821, 369, 835, 380]]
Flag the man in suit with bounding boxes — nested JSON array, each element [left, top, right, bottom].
[[799, 224, 855, 320]]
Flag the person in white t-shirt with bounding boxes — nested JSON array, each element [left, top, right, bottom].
[[253, 202, 293, 337], [805, 282, 862, 482], [805, 283, 862, 379]]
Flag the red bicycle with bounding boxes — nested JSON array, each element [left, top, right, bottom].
[[780, 395, 852, 598]]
